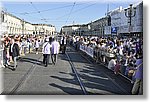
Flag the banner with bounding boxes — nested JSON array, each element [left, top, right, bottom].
[[80, 44, 94, 58], [86, 47, 94, 58], [79, 45, 85, 52]]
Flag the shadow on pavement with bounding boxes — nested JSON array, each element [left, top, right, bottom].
[[58, 52, 89, 64], [80, 65, 133, 94], [50, 72, 120, 95], [57, 47, 133, 94], [19, 57, 43, 66], [49, 83, 84, 95]]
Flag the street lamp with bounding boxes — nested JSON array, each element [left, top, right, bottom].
[[124, 4, 136, 37]]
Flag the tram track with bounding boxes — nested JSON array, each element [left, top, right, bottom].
[[67, 46, 130, 94], [79, 52, 129, 94], [65, 52, 88, 95], [4, 45, 131, 95], [8, 54, 43, 95]]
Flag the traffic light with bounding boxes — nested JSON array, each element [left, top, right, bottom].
[[108, 15, 111, 26]]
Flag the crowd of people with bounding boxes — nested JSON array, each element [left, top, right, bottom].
[[68, 35, 143, 95], [0, 34, 66, 69], [0, 33, 143, 94], [1, 34, 44, 70]]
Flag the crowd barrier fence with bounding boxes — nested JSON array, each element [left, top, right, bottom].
[[78, 43, 133, 82]]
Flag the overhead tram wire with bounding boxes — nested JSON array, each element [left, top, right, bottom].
[[70, 3, 96, 24], [7, 2, 96, 31], [10, 11, 75, 24], [8, 2, 96, 23], [30, 2, 47, 23], [65, 2, 76, 25], [11, 4, 74, 15], [56, 3, 96, 20], [9, 2, 88, 24], [10, 3, 89, 15]]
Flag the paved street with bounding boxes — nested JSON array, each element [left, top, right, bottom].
[[0, 1, 143, 96], [2, 46, 133, 95]]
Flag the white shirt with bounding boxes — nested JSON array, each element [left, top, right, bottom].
[[42, 42, 52, 54], [51, 41, 60, 54], [60, 37, 67, 45], [11, 43, 14, 53], [73, 37, 76, 43], [118, 46, 123, 55], [35, 40, 39, 48], [76, 37, 80, 42], [108, 59, 116, 69]]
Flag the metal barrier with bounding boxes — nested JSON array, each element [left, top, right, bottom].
[[66, 37, 135, 82], [78, 43, 134, 82], [79, 44, 93, 58]]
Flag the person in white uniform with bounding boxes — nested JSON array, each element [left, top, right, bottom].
[[42, 38, 52, 67], [60, 35, 67, 54], [51, 38, 60, 65], [108, 57, 117, 70], [35, 39, 40, 54]]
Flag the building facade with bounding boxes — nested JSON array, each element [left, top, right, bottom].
[[88, 17, 108, 37], [33, 24, 56, 35], [106, 1, 143, 36], [61, 25, 80, 36], [61, 1, 143, 37], [1, 10, 56, 35], [61, 17, 108, 37], [1, 11, 23, 35]]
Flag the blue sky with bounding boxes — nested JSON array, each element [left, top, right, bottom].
[[1, 0, 142, 31]]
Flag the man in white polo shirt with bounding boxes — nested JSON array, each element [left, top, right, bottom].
[[42, 38, 52, 67], [108, 57, 117, 71], [51, 37, 60, 65]]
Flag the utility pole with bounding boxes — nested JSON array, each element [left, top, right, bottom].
[[107, 4, 109, 16], [91, 21, 92, 37]]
